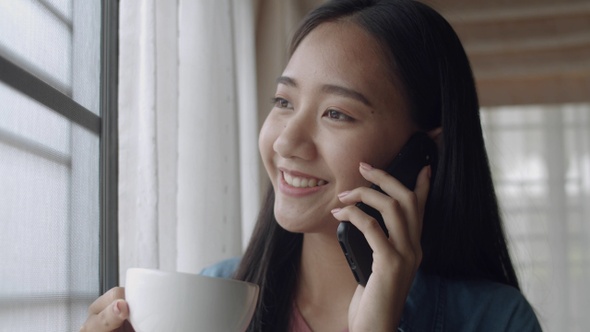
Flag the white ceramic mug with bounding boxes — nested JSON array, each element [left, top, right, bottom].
[[126, 268, 259, 332]]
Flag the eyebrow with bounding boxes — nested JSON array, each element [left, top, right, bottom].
[[276, 76, 372, 107]]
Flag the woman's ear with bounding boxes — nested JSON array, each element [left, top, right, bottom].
[[427, 127, 443, 147]]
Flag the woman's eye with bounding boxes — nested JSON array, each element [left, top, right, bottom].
[[272, 97, 293, 109], [325, 109, 353, 121]]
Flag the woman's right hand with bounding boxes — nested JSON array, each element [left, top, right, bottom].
[[80, 287, 135, 332], [332, 163, 431, 331]]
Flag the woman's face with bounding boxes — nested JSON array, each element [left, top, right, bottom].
[[259, 21, 417, 234]]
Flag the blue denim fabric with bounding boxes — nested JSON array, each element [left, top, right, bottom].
[[201, 257, 542, 331]]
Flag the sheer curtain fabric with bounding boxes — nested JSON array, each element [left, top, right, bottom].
[[117, 0, 260, 283]]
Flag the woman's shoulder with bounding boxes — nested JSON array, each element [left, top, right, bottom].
[[440, 276, 542, 331], [402, 271, 542, 331], [199, 257, 241, 278]]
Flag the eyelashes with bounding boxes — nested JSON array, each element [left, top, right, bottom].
[[324, 109, 353, 121], [271, 96, 355, 122], [271, 97, 292, 109]]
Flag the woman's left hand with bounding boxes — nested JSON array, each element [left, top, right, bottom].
[[331, 162, 431, 331]]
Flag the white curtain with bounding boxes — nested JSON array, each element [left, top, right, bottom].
[[118, 0, 260, 283]]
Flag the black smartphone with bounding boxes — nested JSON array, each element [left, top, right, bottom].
[[336, 132, 437, 286]]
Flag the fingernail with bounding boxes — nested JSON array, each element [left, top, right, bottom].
[[113, 300, 121, 315], [331, 208, 341, 214], [360, 162, 373, 170], [337, 191, 351, 198]]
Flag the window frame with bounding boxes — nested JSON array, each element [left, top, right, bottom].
[[100, 0, 120, 294]]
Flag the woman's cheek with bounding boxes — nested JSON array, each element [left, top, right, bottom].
[[259, 115, 286, 180], [258, 118, 276, 156]]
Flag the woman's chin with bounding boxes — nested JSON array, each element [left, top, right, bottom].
[[274, 213, 338, 235]]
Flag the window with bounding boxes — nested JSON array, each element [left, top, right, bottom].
[[482, 103, 590, 331], [0, 1, 118, 330]]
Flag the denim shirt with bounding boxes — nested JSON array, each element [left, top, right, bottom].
[[201, 257, 542, 331]]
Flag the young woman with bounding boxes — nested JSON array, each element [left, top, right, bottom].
[[82, 0, 542, 331]]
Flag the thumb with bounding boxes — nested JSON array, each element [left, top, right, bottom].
[[113, 299, 130, 320]]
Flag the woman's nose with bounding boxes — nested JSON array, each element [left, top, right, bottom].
[[273, 113, 317, 161]]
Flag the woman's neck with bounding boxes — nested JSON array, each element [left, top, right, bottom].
[[295, 231, 358, 331]]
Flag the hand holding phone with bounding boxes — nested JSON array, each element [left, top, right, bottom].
[[336, 132, 437, 286]]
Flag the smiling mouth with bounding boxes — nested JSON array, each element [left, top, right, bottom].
[[282, 172, 328, 188]]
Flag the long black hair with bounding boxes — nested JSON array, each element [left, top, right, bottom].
[[235, 1, 519, 330]]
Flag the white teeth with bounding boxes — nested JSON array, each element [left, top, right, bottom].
[[300, 178, 308, 187], [283, 172, 327, 188]]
